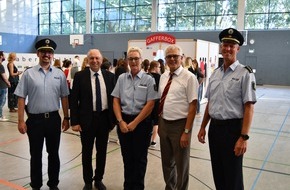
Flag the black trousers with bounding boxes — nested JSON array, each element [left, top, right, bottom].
[[80, 110, 110, 184], [117, 114, 152, 190], [208, 118, 244, 190], [26, 111, 61, 189]]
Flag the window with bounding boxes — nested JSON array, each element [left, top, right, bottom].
[[38, 0, 86, 35], [38, 0, 290, 35], [245, 0, 290, 29], [157, 0, 238, 31], [91, 0, 152, 33]]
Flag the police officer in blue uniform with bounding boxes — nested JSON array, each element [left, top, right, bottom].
[[197, 28, 257, 190], [15, 38, 70, 190], [111, 47, 158, 190]]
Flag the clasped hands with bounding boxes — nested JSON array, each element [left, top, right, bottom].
[[119, 120, 137, 133]]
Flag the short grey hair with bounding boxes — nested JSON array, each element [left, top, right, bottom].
[[164, 45, 183, 56], [127, 47, 142, 57]]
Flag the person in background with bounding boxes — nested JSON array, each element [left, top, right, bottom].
[[197, 28, 257, 190], [157, 59, 166, 74], [111, 47, 157, 190], [141, 59, 150, 73], [53, 59, 62, 70], [158, 45, 199, 190], [62, 60, 72, 108], [14, 38, 70, 190], [0, 51, 11, 121], [73, 55, 81, 68], [71, 55, 81, 79], [148, 60, 161, 148], [81, 57, 89, 71], [188, 59, 204, 116], [7, 52, 22, 112], [115, 58, 128, 81], [101, 61, 112, 71], [110, 58, 118, 73], [183, 57, 193, 69], [70, 49, 115, 190]]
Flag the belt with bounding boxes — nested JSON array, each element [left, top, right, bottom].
[[210, 118, 242, 126], [29, 111, 59, 119], [161, 117, 186, 124]]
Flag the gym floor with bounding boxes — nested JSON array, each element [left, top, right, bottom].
[[0, 85, 289, 190]]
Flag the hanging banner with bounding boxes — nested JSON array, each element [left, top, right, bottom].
[[146, 33, 176, 46]]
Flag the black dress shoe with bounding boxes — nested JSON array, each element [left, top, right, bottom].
[[83, 184, 92, 190], [32, 188, 40, 190], [94, 181, 106, 190]]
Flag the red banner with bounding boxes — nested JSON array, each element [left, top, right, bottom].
[[146, 33, 176, 46]]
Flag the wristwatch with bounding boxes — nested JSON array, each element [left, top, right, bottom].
[[64, 116, 70, 120], [184, 128, 190, 134], [240, 134, 249, 141]]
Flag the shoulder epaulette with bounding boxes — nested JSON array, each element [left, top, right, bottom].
[[244, 65, 253, 73], [214, 65, 222, 71], [24, 66, 32, 72], [146, 72, 154, 78]]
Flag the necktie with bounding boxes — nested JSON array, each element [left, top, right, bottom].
[[158, 73, 174, 116], [95, 73, 102, 112]]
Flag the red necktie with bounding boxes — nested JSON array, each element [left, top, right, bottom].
[[158, 73, 174, 116]]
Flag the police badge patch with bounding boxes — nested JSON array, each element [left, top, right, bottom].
[[252, 81, 256, 91], [154, 84, 157, 91]]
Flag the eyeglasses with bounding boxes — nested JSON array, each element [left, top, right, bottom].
[[127, 57, 141, 61], [165, 55, 181, 60]]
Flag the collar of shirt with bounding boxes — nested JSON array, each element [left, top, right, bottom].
[[90, 68, 103, 78], [168, 65, 183, 77], [127, 70, 145, 79], [36, 64, 52, 73], [220, 60, 240, 72]]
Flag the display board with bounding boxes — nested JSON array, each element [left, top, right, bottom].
[[2, 53, 86, 72]]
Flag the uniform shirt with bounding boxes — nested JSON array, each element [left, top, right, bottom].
[[206, 60, 257, 120], [111, 70, 158, 115], [158, 66, 199, 120], [14, 64, 69, 114], [90, 69, 108, 111]]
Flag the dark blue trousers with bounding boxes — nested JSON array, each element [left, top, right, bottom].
[[208, 118, 244, 190], [26, 113, 61, 189], [117, 114, 152, 190]]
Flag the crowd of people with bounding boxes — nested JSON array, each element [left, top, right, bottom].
[[0, 27, 256, 190]]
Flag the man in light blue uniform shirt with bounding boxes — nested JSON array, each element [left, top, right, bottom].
[[14, 38, 70, 190], [198, 28, 257, 190], [111, 47, 157, 190]]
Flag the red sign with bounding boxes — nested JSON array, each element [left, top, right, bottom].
[[146, 33, 176, 46]]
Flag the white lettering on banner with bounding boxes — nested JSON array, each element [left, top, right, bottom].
[[2, 53, 86, 72]]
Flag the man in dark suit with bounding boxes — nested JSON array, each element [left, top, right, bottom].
[[70, 49, 115, 190]]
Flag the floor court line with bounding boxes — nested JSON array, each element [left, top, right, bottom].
[[250, 107, 290, 190]]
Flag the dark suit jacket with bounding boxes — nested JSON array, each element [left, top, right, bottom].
[[70, 68, 116, 130]]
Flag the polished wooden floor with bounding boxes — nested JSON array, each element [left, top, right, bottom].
[[0, 85, 290, 190]]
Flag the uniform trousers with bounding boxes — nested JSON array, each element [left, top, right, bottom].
[[117, 113, 152, 190], [208, 118, 244, 190], [158, 117, 189, 190], [80, 110, 110, 184], [26, 111, 61, 189]]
